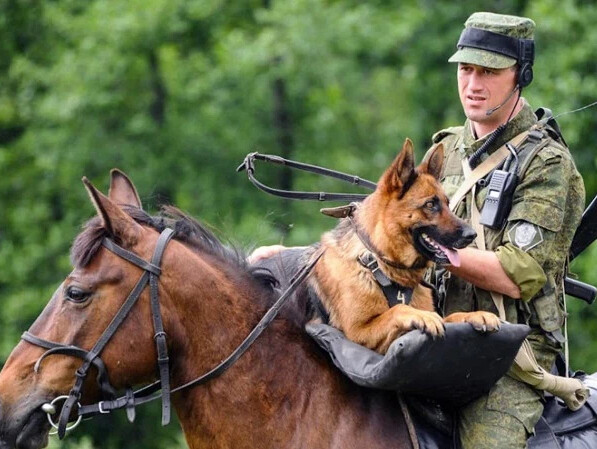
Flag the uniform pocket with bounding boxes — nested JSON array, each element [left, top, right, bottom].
[[530, 279, 564, 332]]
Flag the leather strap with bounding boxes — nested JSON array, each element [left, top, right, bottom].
[[358, 252, 413, 306], [449, 130, 530, 212], [77, 248, 325, 418], [237, 152, 375, 202], [148, 229, 175, 426], [22, 228, 175, 438], [462, 157, 507, 320]]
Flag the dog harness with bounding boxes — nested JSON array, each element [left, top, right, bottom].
[[357, 252, 414, 307]]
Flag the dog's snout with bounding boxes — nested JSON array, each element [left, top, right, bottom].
[[460, 226, 477, 244]]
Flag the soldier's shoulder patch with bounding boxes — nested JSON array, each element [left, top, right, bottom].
[[507, 221, 544, 252], [432, 126, 463, 144], [536, 145, 565, 162]]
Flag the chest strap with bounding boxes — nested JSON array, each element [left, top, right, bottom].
[[358, 252, 413, 307], [461, 142, 589, 412], [449, 130, 530, 212]]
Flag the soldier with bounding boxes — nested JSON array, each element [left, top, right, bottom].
[[433, 11, 585, 448], [248, 11, 586, 449]]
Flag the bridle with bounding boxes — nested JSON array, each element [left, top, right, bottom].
[[22, 228, 175, 438], [21, 227, 322, 439]]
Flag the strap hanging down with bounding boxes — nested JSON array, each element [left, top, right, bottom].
[[148, 229, 175, 425], [458, 144, 589, 411]]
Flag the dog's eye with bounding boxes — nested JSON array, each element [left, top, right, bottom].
[[424, 199, 441, 213], [65, 286, 91, 303]]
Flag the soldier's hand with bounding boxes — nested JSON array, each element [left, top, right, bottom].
[[247, 245, 288, 264]]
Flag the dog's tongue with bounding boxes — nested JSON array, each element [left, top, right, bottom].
[[438, 244, 460, 267]]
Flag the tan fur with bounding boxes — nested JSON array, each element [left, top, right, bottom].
[[309, 139, 499, 354]]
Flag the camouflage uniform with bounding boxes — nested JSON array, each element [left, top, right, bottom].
[[432, 12, 585, 449]]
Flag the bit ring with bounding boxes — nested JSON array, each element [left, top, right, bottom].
[[42, 395, 82, 435]]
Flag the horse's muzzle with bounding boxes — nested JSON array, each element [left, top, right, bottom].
[[0, 398, 52, 449]]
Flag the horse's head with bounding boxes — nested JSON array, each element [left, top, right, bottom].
[[0, 170, 179, 449]]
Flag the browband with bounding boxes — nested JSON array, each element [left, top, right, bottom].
[[457, 28, 534, 65]]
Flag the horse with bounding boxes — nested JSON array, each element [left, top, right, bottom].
[[0, 170, 416, 449]]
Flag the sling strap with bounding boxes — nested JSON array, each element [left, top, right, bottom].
[[455, 133, 589, 411]]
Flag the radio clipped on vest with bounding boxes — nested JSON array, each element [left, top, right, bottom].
[[480, 143, 519, 229]]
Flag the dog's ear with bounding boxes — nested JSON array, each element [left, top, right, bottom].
[[379, 138, 417, 196], [419, 143, 444, 180]]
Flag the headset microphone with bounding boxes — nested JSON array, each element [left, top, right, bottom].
[[485, 85, 520, 116]]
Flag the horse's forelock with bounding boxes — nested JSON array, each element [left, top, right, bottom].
[[69, 207, 271, 293], [70, 217, 108, 268]]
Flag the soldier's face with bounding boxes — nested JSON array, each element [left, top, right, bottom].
[[457, 63, 518, 133]]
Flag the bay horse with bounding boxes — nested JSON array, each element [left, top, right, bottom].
[[0, 170, 415, 449]]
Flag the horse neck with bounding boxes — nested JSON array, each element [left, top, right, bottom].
[[161, 245, 413, 449]]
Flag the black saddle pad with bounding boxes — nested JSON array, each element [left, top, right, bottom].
[[306, 321, 530, 406]]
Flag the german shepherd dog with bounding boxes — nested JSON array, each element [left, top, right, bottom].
[[309, 139, 501, 354]]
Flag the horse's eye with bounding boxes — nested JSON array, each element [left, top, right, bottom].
[[65, 286, 90, 303]]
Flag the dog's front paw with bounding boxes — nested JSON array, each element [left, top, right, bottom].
[[444, 311, 501, 333], [404, 309, 445, 338]]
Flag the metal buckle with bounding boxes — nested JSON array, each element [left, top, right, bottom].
[[154, 331, 167, 340], [98, 401, 110, 414]]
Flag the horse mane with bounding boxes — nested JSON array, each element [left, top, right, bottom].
[[70, 205, 279, 292]]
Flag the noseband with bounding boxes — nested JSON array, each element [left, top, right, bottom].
[[21, 227, 323, 440], [21, 228, 175, 439]]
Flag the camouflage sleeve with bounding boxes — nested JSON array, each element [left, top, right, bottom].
[[508, 145, 569, 234], [495, 243, 546, 301], [495, 145, 582, 300]]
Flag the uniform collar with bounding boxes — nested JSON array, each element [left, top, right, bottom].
[[461, 99, 537, 157]]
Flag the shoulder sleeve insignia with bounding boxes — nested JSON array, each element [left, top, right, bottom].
[[507, 221, 544, 252]]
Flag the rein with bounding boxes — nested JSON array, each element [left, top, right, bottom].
[[236, 152, 377, 202], [22, 228, 323, 439]]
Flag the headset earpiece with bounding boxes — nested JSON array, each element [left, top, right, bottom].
[[518, 62, 533, 88], [517, 39, 534, 88]]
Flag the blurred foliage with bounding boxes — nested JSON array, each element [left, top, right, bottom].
[[1, 0, 596, 447]]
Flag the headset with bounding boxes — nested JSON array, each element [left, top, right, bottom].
[[456, 28, 535, 88]]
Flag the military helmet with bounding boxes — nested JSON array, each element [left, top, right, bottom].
[[449, 12, 535, 81]]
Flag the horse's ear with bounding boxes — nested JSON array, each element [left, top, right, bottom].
[[419, 143, 444, 180], [378, 138, 417, 196], [83, 177, 143, 243], [109, 169, 142, 209]]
